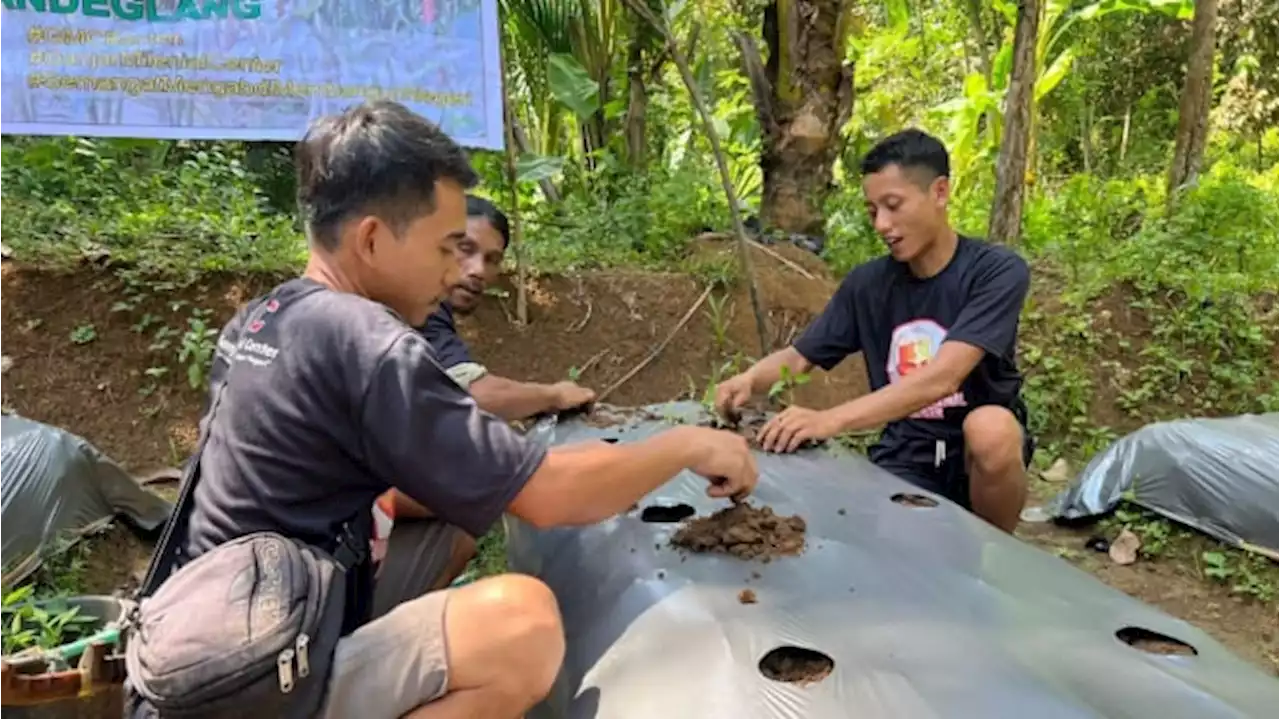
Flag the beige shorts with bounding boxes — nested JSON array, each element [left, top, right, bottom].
[[321, 519, 466, 717], [445, 361, 489, 389]]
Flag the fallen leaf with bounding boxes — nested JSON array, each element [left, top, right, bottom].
[[1110, 528, 1142, 565], [1040, 458, 1072, 483]]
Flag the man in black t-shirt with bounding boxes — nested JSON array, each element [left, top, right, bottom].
[[715, 129, 1032, 533], [178, 100, 759, 718], [420, 195, 595, 420], [377, 196, 596, 597]]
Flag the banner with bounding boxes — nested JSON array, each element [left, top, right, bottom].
[[0, 0, 505, 149]]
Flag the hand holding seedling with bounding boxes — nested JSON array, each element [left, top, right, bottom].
[[551, 381, 596, 412]]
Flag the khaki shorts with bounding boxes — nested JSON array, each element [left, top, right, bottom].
[[321, 519, 468, 718], [445, 361, 489, 390]]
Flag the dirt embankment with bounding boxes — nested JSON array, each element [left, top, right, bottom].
[[0, 240, 865, 471]]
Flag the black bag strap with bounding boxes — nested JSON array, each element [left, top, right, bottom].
[[137, 365, 230, 598], [138, 284, 367, 599]]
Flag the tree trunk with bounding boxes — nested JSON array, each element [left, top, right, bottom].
[[1119, 103, 1132, 165], [624, 40, 648, 168], [963, 0, 997, 133], [624, 16, 686, 171], [1166, 0, 1219, 206], [1080, 104, 1093, 174], [964, 0, 994, 85], [741, 0, 854, 236], [988, 0, 1040, 246]]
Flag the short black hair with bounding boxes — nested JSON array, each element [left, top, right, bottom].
[[295, 100, 479, 251], [860, 129, 950, 185], [465, 195, 510, 249]]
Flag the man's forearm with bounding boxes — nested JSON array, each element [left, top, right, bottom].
[[830, 341, 983, 432], [468, 374, 560, 421], [745, 347, 814, 395], [509, 429, 699, 528], [832, 367, 958, 432]]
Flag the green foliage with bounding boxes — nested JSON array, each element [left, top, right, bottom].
[[1109, 505, 1185, 558], [179, 309, 220, 390], [69, 324, 98, 346], [1201, 550, 1278, 602], [467, 526, 510, 578], [1, 586, 99, 656], [1, 137, 303, 278], [767, 365, 811, 405], [703, 291, 732, 354], [548, 53, 602, 120], [522, 161, 728, 271]]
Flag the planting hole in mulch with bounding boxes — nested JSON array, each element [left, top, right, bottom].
[[890, 492, 938, 508], [670, 503, 806, 560], [758, 645, 834, 685], [600, 437, 620, 444], [1116, 626, 1198, 656], [640, 503, 696, 523]]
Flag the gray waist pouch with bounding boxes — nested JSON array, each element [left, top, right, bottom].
[[124, 532, 350, 719]]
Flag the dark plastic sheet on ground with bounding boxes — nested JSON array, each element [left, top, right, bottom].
[[1048, 414, 1279, 556], [1, 414, 173, 585], [509, 402, 1276, 719]]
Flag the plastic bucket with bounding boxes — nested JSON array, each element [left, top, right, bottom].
[[1, 595, 132, 715]]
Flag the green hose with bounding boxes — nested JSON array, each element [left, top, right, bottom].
[[54, 627, 120, 662]]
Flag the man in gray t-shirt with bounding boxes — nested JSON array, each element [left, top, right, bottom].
[[175, 100, 758, 718]]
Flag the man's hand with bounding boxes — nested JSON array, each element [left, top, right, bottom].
[[551, 381, 596, 411], [713, 373, 754, 419], [757, 405, 844, 453], [679, 427, 759, 500]]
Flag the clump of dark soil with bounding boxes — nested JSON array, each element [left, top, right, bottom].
[[671, 503, 806, 560], [758, 646, 834, 685], [702, 409, 767, 445]]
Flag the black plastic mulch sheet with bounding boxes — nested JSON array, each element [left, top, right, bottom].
[[1, 414, 173, 585], [1049, 413, 1279, 556], [507, 402, 1277, 719]]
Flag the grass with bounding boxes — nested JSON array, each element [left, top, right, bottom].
[[1099, 505, 1279, 603], [468, 527, 511, 578]]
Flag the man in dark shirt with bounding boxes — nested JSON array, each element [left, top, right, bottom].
[[714, 129, 1032, 533], [182, 100, 759, 718], [375, 197, 597, 594], [421, 195, 595, 420]]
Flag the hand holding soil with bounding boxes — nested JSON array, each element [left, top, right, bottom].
[[713, 373, 753, 419], [678, 426, 759, 500], [552, 381, 596, 412]]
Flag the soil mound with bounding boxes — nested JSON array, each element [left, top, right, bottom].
[[671, 503, 806, 560]]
